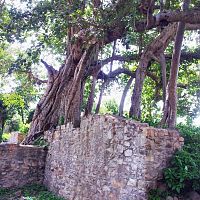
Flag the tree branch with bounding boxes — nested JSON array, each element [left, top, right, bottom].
[[27, 71, 47, 85], [135, 9, 200, 32], [85, 49, 200, 81], [100, 50, 200, 64], [97, 68, 136, 81], [41, 59, 58, 76], [20, 70, 47, 85]]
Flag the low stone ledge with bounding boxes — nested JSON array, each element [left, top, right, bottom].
[[0, 144, 47, 188]]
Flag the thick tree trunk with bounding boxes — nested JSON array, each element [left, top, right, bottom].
[[23, 32, 96, 144], [160, 0, 190, 128], [119, 77, 133, 116], [129, 23, 177, 119], [129, 60, 147, 119]]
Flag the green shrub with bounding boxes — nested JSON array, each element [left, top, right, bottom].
[[58, 116, 65, 125], [148, 189, 169, 200], [0, 184, 64, 200], [2, 133, 11, 142], [164, 124, 200, 194], [104, 99, 119, 115], [37, 191, 64, 200], [19, 122, 30, 134], [33, 136, 49, 147], [9, 119, 20, 132], [0, 188, 12, 196]]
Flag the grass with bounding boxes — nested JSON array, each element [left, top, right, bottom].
[[0, 184, 65, 200]]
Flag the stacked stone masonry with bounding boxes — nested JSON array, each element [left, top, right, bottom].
[[44, 115, 184, 200], [0, 144, 47, 188]]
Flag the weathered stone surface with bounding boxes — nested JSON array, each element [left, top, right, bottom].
[[184, 191, 200, 200], [166, 197, 174, 200], [0, 144, 47, 188], [44, 115, 183, 200], [124, 149, 133, 157]]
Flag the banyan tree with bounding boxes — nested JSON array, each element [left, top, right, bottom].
[[1, 0, 200, 144]]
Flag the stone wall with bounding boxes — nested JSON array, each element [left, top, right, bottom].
[[44, 115, 184, 200], [0, 144, 47, 188]]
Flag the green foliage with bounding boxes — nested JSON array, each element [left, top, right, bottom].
[[0, 184, 64, 200], [0, 93, 25, 128], [0, 74, 42, 133], [1, 133, 11, 142], [33, 136, 48, 147], [141, 76, 161, 125], [148, 189, 169, 200], [0, 44, 13, 76], [19, 122, 30, 134], [2, 117, 29, 134], [164, 124, 200, 194], [58, 116, 65, 126], [0, 188, 12, 197], [177, 61, 200, 120], [82, 78, 92, 111], [6, 119, 20, 132], [2, 93, 25, 109], [100, 99, 119, 115]]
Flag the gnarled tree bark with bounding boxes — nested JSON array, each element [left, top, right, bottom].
[[23, 28, 97, 144], [160, 0, 190, 128], [129, 23, 177, 119]]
